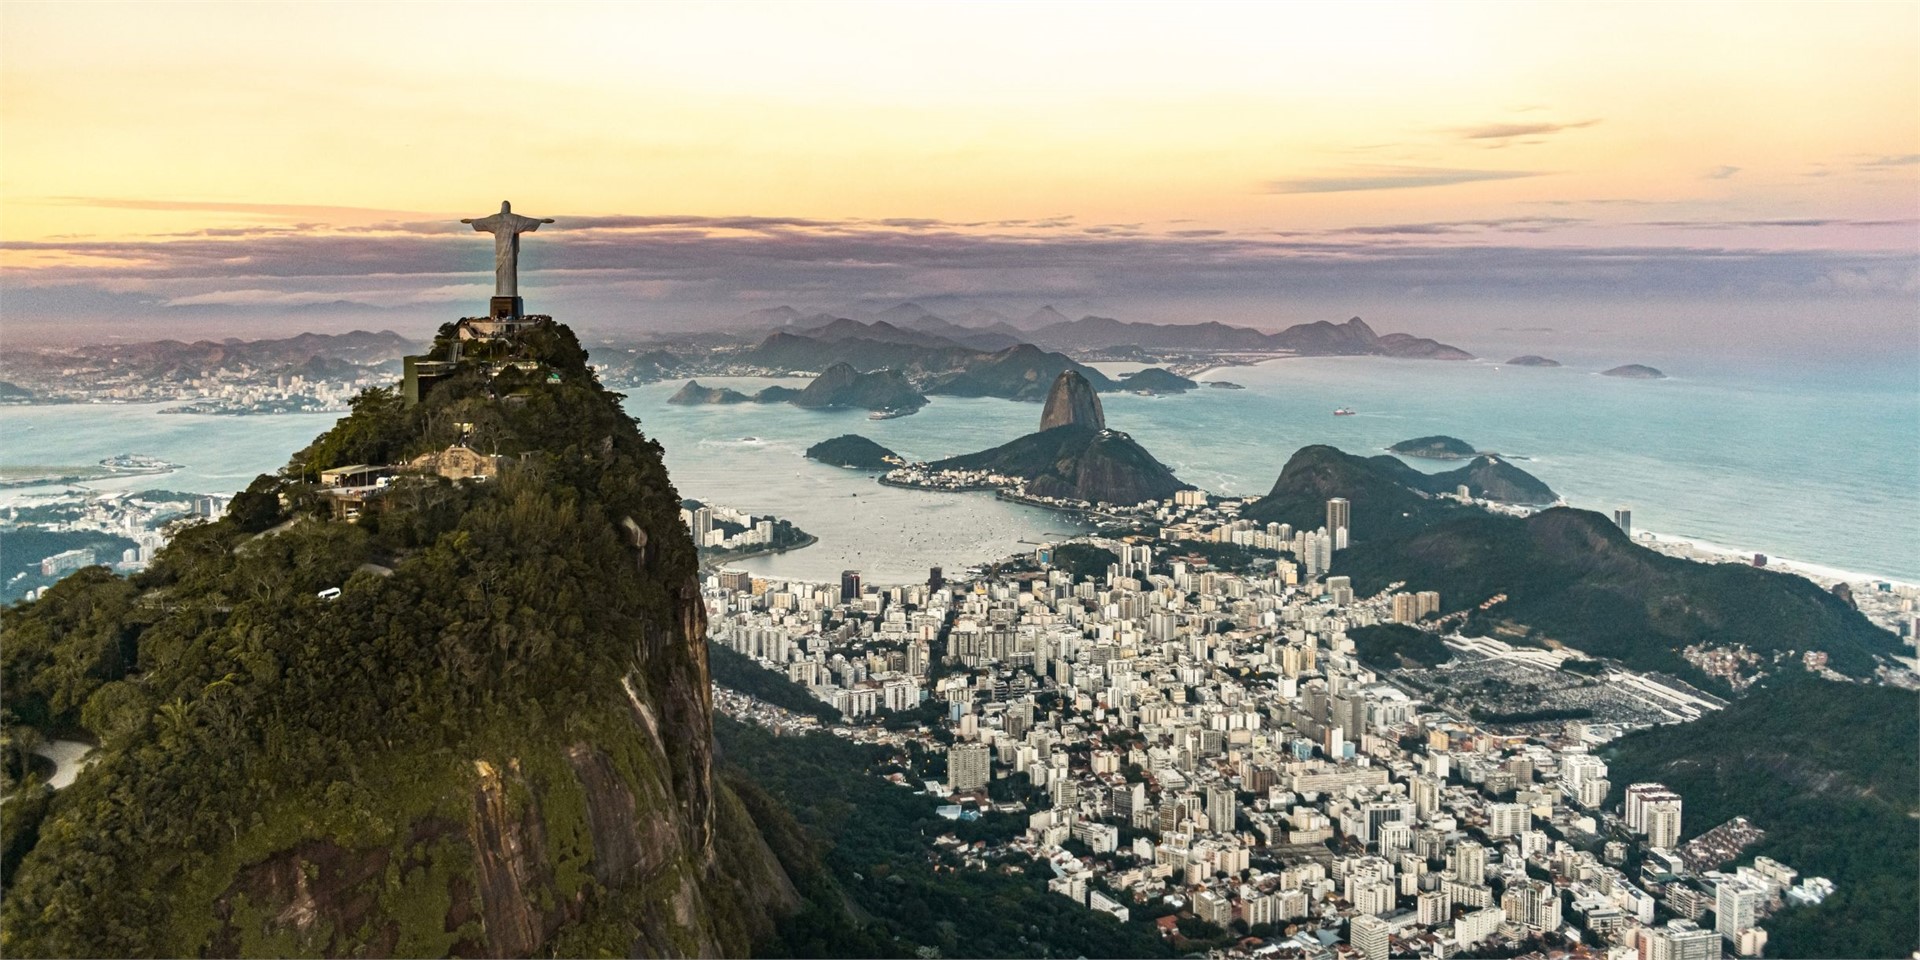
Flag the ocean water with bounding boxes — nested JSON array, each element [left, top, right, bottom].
[[3, 354, 1915, 584], [0, 404, 340, 497], [1084, 357, 1919, 583], [619, 378, 1093, 583]]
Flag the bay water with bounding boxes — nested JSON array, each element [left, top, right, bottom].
[[2, 354, 1914, 583]]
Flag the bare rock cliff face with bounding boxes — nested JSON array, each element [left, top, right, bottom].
[[1038, 369, 1105, 431]]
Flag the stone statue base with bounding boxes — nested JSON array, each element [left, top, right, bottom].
[[490, 296, 523, 321], [456, 312, 552, 342]]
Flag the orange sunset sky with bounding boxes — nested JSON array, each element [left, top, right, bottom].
[[1, 1, 1915, 352]]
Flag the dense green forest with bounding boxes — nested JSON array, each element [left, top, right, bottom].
[[1336, 507, 1896, 678], [707, 641, 841, 723], [1605, 676, 1918, 959], [1048, 542, 1119, 581], [1346, 623, 1451, 671], [718, 716, 1176, 959], [0, 322, 790, 956], [1240, 445, 1895, 682], [0, 528, 140, 603]]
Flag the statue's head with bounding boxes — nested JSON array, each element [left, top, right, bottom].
[[501, 200, 512, 212]]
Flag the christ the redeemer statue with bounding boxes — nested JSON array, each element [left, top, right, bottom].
[[462, 201, 552, 299]]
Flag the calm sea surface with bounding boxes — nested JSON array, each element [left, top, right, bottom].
[[3, 354, 1915, 583]]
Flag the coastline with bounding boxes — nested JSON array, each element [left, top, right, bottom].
[[1638, 530, 1916, 590], [699, 532, 820, 569]]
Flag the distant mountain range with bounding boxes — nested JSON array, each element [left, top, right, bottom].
[[1018, 314, 1469, 359], [728, 303, 1473, 361], [739, 324, 1118, 402], [37, 329, 416, 369], [0, 329, 420, 389]]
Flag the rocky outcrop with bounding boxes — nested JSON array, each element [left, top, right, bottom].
[[931, 425, 1187, 505], [1244, 444, 1561, 538], [667, 379, 753, 404], [1603, 364, 1666, 379], [934, 368, 1187, 504], [1372, 332, 1474, 360], [1425, 455, 1559, 506], [792, 362, 927, 413], [1038, 369, 1105, 431], [1119, 367, 1198, 394], [1243, 444, 1461, 542], [924, 344, 1118, 401], [806, 434, 903, 470], [1389, 435, 1479, 460], [1506, 355, 1560, 367]]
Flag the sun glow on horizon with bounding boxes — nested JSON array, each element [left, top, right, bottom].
[[0, 0, 1914, 342]]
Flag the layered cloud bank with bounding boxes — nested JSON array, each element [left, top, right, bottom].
[[4, 208, 1914, 359]]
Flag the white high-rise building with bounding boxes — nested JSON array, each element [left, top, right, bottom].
[[1206, 784, 1237, 834], [1562, 754, 1610, 809], [1455, 906, 1505, 946], [1716, 877, 1763, 942], [1349, 913, 1388, 960], [1643, 920, 1720, 960], [1502, 878, 1561, 934], [1327, 498, 1351, 550], [1451, 840, 1487, 885], [1644, 798, 1683, 850], [1626, 783, 1682, 832], [1487, 801, 1529, 837]]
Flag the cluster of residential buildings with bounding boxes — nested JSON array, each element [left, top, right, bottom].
[[154, 372, 383, 414], [702, 492, 1830, 959], [681, 502, 779, 552], [4, 489, 225, 602]]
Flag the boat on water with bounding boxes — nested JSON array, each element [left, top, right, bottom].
[[869, 408, 912, 420], [1333, 407, 1357, 416]]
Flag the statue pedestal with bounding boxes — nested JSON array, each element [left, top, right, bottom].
[[489, 296, 523, 321]]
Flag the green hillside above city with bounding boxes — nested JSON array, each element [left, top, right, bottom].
[[0, 322, 801, 957], [1605, 676, 1918, 958], [1335, 507, 1897, 679]]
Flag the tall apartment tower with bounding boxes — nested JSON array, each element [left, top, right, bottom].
[[1327, 498, 1351, 550], [1349, 913, 1389, 960], [948, 742, 991, 793], [1626, 782, 1683, 848], [1715, 878, 1761, 941], [1206, 784, 1238, 833], [1614, 507, 1632, 537], [1327, 575, 1354, 607], [1451, 840, 1487, 885], [840, 569, 862, 604], [1503, 879, 1562, 934], [1644, 800, 1683, 850]]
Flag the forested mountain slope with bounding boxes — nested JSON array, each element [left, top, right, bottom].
[[1, 322, 797, 957]]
